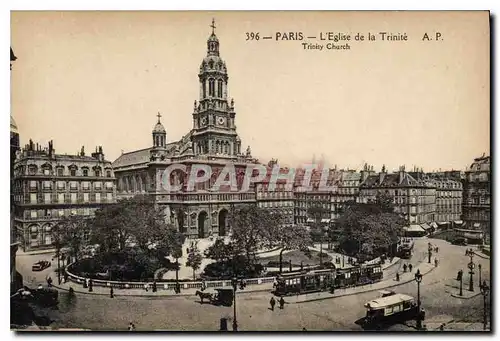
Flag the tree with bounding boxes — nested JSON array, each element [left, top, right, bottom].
[[228, 205, 275, 264], [270, 224, 313, 273], [336, 202, 405, 260], [307, 205, 330, 265], [204, 238, 236, 263], [376, 190, 395, 213], [54, 215, 90, 263], [186, 243, 203, 280]]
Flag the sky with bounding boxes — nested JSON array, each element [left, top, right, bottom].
[[10, 11, 490, 173]]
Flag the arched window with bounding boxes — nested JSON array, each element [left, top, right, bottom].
[[217, 79, 223, 98], [209, 79, 215, 97], [202, 81, 206, 98]]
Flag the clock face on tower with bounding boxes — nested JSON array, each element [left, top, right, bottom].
[[217, 116, 226, 126]]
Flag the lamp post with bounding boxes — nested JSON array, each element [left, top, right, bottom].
[[478, 264, 482, 286], [480, 280, 489, 330], [466, 248, 475, 292], [414, 269, 423, 330], [458, 270, 463, 296], [427, 243, 432, 264], [231, 277, 242, 331]]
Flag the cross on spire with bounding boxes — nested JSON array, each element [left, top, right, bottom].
[[210, 18, 216, 34], [157, 112, 162, 122]]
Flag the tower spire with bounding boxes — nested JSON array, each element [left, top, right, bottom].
[[157, 111, 162, 123]]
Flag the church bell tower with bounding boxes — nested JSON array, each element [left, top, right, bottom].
[[191, 19, 241, 158]]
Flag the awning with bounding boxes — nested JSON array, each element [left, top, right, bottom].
[[420, 223, 431, 230], [437, 221, 449, 225], [473, 223, 481, 228], [454, 220, 463, 225], [430, 222, 438, 228], [306, 218, 315, 223], [404, 224, 425, 232], [321, 218, 331, 223]]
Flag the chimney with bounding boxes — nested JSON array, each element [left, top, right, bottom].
[[379, 171, 385, 184], [399, 165, 405, 182]]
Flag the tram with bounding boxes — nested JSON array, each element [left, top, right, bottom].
[[335, 263, 383, 288], [275, 268, 335, 296], [274, 262, 383, 296], [397, 238, 414, 259]]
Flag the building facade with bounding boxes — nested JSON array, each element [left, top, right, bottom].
[[13, 141, 116, 251], [11, 47, 22, 292], [359, 167, 436, 224], [462, 155, 491, 235], [425, 173, 463, 224], [112, 22, 259, 239], [255, 162, 295, 225]]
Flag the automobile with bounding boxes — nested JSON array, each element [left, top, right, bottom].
[[32, 260, 51, 272], [379, 290, 396, 298]]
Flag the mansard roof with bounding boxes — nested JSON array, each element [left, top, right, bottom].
[[360, 172, 425, 188], [112, 148, 152, 168]]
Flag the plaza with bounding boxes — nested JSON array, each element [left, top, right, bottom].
[[15, 237, 490, 331]]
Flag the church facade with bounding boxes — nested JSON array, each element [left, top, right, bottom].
[[112, 22, 260, 239]]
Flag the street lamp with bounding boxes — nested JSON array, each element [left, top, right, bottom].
[[478, 264, 482, 286], [457, 270, 463, 296], [465, 248, 475, 292], [414, 269, 423, 330], [231, 277, 243, 331], [480, 280, 489, 330]]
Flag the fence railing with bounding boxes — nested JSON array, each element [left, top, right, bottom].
[[64, 264, 276, 290]]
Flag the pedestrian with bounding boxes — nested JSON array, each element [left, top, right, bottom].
[[152, 281, 157, 293], [396, 273, 400, 281], [270, 297, 276, 311], [408, 264, 413, 272], [434, 258, 439, 267], [88, 279, 93, 292], [436, 247, 439, 253], [128, 322, 135, 331], [279, 296, 285, 309], [144, 283, 149, 292], [47, 276, 53, 287], [302, 327, 307, 331], [110, 287, 114, 298], [403, 264, 408, 272], [83, 278, 88, 289], [201, 280, 206, 291], [69, 287, 74, 296]]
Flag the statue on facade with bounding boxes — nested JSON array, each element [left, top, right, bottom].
[[246, 146, 251, 157]]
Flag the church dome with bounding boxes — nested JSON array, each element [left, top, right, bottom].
[[153, 121, 166, 133], [207, 32, 219, 43], [10, 116, 18, 133]]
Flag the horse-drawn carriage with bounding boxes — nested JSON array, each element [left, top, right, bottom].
[[196, 288, 234, 306]]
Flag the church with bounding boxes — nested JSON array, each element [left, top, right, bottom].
[[112, 21, 261, 239]]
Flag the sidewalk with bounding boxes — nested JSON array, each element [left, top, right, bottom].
[[17, 248, 56, 256], [286, 262, 435, 304]]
